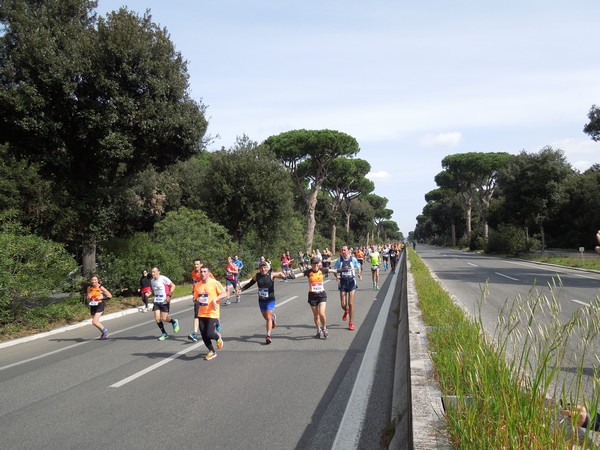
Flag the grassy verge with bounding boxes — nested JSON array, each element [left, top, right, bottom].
[[521, 255, 600, 271], [408, 249, 600, 448], [0, 284, 193, 340]]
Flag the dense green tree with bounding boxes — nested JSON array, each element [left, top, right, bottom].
[[264, 129, 360, 252], [498, 147, 575, 250], [0, 1, 208, 272], [583, 104, 600, 141], [363, 194, 392, 241], [321, 157, 373, 251], [198, 137, 294, 249], [437, 152, 510, 241]]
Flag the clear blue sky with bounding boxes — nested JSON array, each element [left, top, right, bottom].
[[97, 1, 600, 236]]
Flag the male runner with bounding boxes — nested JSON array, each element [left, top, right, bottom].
[[241, 261, 287, 344], [193, 266, 228, 361], [332, 245, 362, 331], [150, 266, 179, 340]]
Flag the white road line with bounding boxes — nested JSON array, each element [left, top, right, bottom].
[[332, 269, 398, 449], [0, 318, 160, 372], [275, 296, 298, 307], [575, 274, 597, 280], [467, 262, 478, 267], [571, 299, 591, 307], [495, 272, 519, 281], [0, 341, 89, 372], [110, 342, 205, 388]]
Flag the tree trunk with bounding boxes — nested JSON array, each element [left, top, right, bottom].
[[451, 223, 456, 247], [82, 242, 96, 276], [345, 210, 351, 233], [305, 189, 318, 253], [465, 196, 472, 241], [331, 223, 337, 254]]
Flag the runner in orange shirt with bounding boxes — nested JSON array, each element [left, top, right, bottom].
[[193, 266, 228, 361], [295, 257, 338, 339], [86, 275, 112, 340]]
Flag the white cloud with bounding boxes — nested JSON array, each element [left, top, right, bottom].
[[366, 170, 391, 182], [419, 132, 463, 148]]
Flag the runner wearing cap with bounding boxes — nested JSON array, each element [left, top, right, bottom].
[[295, 256, 338, 339]]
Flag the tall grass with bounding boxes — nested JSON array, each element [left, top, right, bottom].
[[409, 249, 600, 448]]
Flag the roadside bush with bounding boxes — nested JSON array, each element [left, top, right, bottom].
[[99, 232, 182, 294], [486, 224, 530, 255], [153, 208, 235, 280], [0, 229, 77, 324]]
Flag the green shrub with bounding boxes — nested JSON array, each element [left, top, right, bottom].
[[0, 230, 77, 324], [99, 232, 182, 293], [486, 224, 529, 255]]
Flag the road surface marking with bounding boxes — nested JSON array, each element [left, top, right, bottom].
[[110, 342, 204, 388], [495, 272, 519, 281], [571, 299, 590, 307]]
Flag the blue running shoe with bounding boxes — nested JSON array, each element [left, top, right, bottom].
[[172, 319, 180, 333]]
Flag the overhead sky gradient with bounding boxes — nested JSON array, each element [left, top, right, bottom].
[[97, 1, 600, 236]]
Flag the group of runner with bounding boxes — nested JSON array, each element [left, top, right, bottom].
[[86, 243, 404, 360]]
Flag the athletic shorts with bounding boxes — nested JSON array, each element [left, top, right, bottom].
[[226, 278, 237, 288], [357, 258, 364, 265], [339, 278, 357, 292], [308, 293, 327, 307], [383, 256, 389, 261], [89, 302, 106, 315], [371, 265, 379, 271], [153, 302, 170, 313], [259, 299, 276, 312]]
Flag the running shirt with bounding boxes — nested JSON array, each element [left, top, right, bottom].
[[369, 251, 380, 267], [193, 277, 225, 319], [151, 275, 172, 304], [256, 271, 276, 301], [225, 262, 237, 281], [87, 286, 104, 306], [332, 256, 360, 279], [302, 268, 331, 298]]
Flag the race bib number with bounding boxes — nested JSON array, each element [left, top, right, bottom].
[[258, 288, 269, 299], [154, 295, 166, 304], [88, 300, 99, 306], [197, 293, 209, 306], [341, 270, 353, 278], [310, 282, 324, 293]]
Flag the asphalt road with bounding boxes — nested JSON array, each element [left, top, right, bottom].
[[0, 266, 402, 450], [415, 244, 600, 400]]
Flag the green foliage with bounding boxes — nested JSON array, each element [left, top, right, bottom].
[[0, 226, 77, 324], [0, 0, 207, 253], [198, 141, 295, 245], [153, 208, 235, 280], [583, 104, 600, 141], [486, 224, 532, 255], [98, 232, 181, 293]]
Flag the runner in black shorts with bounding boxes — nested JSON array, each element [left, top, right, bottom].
[[295, 257, 338, 339]]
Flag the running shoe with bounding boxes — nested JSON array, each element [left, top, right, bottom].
[[349, 321, 355, 331], [235, 295, 240, 303], [100, 330, 109, 340], [314, 330, 322, 339], [158, 333, 169, 341], [216, 321, 222, 332], [272, 314, 277, 329], [322, 328, 329, 339], [172, 319, 180, 333], [216, 336, 223, 350], [188, 332, 198, 342], [224, 299, 231, 306], [375, 284, 379, 291], [266, 335, 272, 345], [204, 351, 217, 361], [342, 309, 348, 321], [141, 308, 146, 313]]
